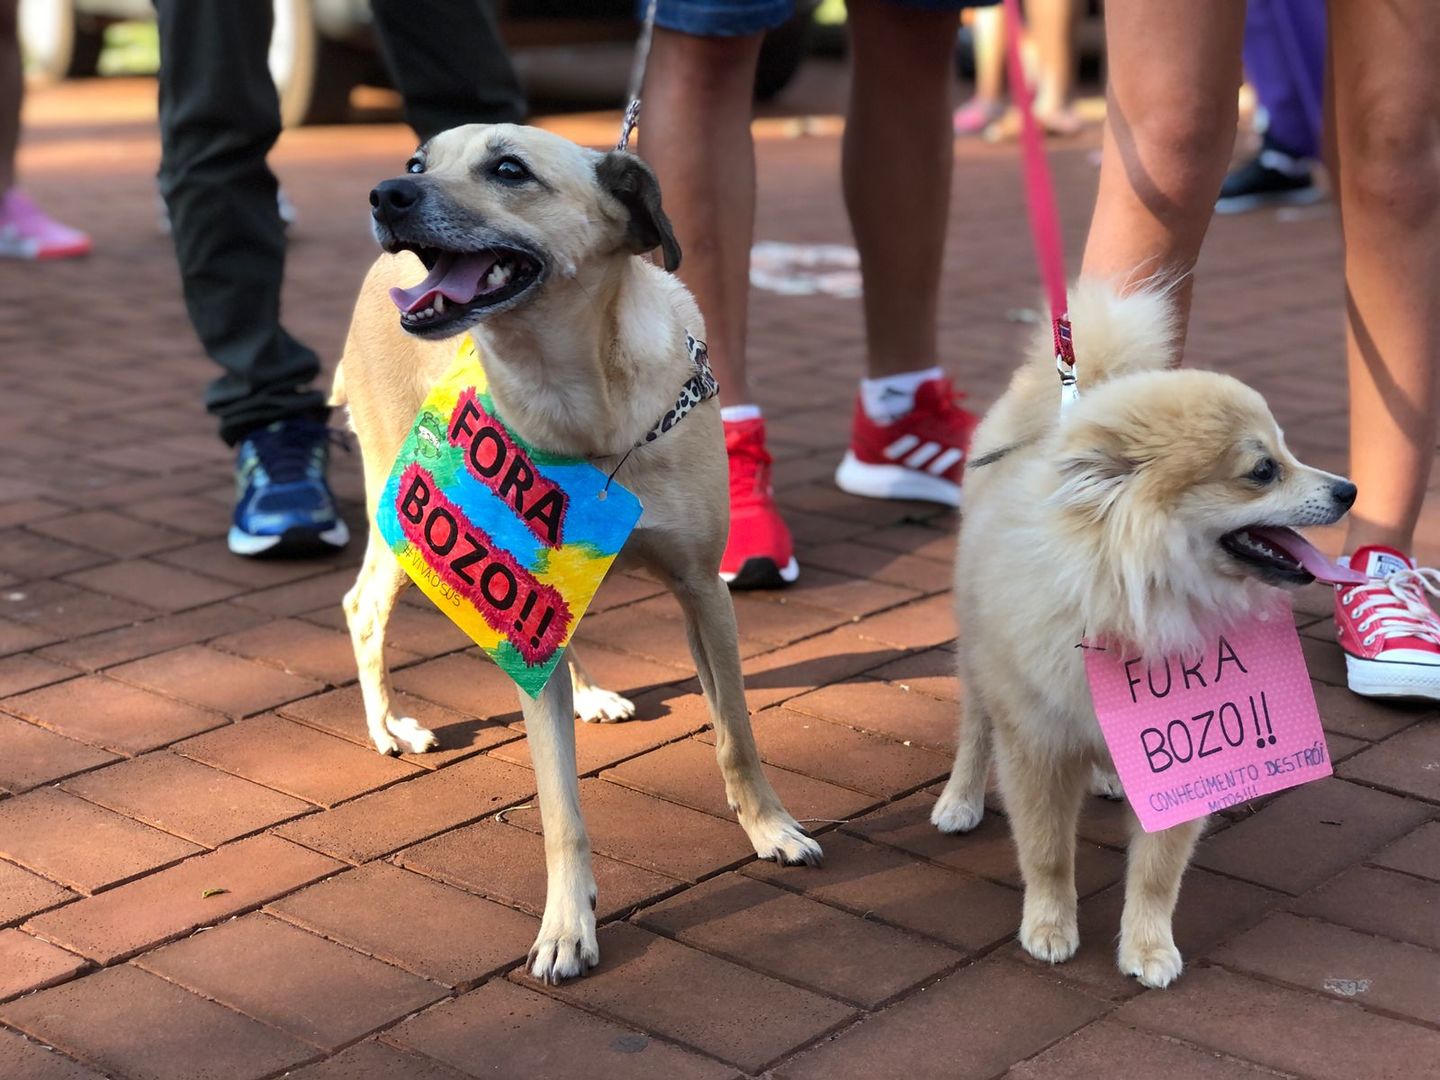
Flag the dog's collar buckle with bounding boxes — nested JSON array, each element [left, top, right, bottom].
[[1054, 313, 1079, 411]]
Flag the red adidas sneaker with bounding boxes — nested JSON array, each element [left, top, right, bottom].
[[834, 376, 978, 506], [1334, 544, 1440, 700], [720, 417, 798, 589]]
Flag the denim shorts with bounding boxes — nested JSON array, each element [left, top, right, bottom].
[[649, 0, 996, 38]]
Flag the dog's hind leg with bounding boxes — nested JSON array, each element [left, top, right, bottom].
[[567, 649, 636, 724], [1117, 813, 1204, 989], [667, 569, 822, 866], [932, 683, 991, 833], [343, 532, 438, 756], [521, 653, 600, 984], [995, 732, 1088, 964], [1088, 763, 1125, 800]]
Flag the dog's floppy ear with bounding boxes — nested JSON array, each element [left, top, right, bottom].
[[1053, 422, 1139, 519], [596, 151, 681, 272]]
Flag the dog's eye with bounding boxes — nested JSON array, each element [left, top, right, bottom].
[[491, 156, 532, 183], [1249, 458, 1279, 485], [405, 157, 425, 175]]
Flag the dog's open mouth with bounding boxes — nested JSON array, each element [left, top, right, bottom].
[[388, 246, 543, 334], [1219, 525, 1367, 587]]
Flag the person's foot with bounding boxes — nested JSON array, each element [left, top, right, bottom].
[[1035, 106, 1083, 137], [1334, 544, 1440, 700], [953, 97, 1004, 136], [0, 190, 91, 260], [229, 419, 350, 558], [721, 417, 798, 589], [835, 375, 977, 507], [1215, 142, 1322, 215]]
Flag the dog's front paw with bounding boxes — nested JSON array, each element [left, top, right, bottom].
[[931, 789, 985, 833], [573, 685, 635, 724], [387, 715, 439, 754], [743, 811, 823, 867], [1089, 765, 1125, 801], [1119, 937, 1184, 988], [527, 911, 600, 985], [369, 729, 402, 756], [1019, 914, 1079, 964]]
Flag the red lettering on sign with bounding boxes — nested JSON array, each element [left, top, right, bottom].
[[448, 388, 568, 548], [396, 463, 571, 665]]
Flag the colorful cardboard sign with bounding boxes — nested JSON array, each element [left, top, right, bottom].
[[377, 337, 642, 697], [1084, 602, 1332, 832]]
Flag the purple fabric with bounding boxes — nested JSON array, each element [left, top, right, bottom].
[[1243, 0, 1327, 160]]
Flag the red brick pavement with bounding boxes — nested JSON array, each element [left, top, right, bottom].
[[0, 75, 1437, 1079]]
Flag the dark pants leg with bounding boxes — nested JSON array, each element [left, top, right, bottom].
[[370, 0, 526, 140], [154, 0, 327, 446]]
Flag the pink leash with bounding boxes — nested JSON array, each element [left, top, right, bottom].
[[1000, 0, 1077, 405]]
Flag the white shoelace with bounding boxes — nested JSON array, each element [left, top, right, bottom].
[[1342, 567, 1440, 648]]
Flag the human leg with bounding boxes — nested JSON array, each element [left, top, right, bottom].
[[370, 0, 525, 138], [1029, 0, 1080, 134], [1080, 0, 1245, 338], [0, 0, 90, 260], [640, 4, 795, 587], [1327, 0, 1440, 700], [0, 0, 17, 195], [835, 0, 977, 506], [954, 5, 1005, 135], [1329, 0, 1440, 555], [154, 0, 328, 443], [154, 0, 346, 557]]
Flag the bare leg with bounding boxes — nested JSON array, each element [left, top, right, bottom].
[[995, 734, 1088, 963], [1080, 1, 1246, 344], [843, 0, 958, 379], [667, 565, 821, 865], [1029, 0, 1080, 133], [520, 651, 599, 984], [931, 683, 991, 833], [639, 29, 764, 407], [1328, 0, 1440, 553], [1117, 813, 1204, 988], [343, 532, 438, 755], [0, 0, 20, 193], [972, 5, 1005, 107]]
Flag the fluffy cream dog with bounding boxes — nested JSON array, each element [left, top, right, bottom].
[[931, 282, 1357, 988], [333, 124, 821, 983]]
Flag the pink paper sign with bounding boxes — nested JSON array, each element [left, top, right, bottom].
[[1084, 603, 1332, 832]]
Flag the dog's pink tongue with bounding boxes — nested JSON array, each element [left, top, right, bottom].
[[1249, 526, 1369, 585], [389, 251, 499, 314]]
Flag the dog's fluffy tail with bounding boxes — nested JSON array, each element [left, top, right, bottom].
[[1035, 278, 1180, 390]]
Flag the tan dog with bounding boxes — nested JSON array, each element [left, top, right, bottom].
[[333, 124, 821, 983], [931, 282, 1357, 988]]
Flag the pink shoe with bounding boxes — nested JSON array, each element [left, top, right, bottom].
[[0, 190, 92, 260], [953, 97, 1004, 136]]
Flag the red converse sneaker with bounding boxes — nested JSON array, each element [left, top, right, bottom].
[[834, 376, 978, 506], [1334, 544, 1440, 700], [721, 417, 798, 589]]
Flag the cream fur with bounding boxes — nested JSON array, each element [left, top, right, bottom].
[[932, 281, 1356, 988], [336, 125, 821, 985]]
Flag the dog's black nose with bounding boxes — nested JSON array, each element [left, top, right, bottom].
[[1332, 479, 1358, 508], [370, 178, 422, 222]]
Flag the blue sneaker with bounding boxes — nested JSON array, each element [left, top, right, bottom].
[[228, 419, 350, 558]]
